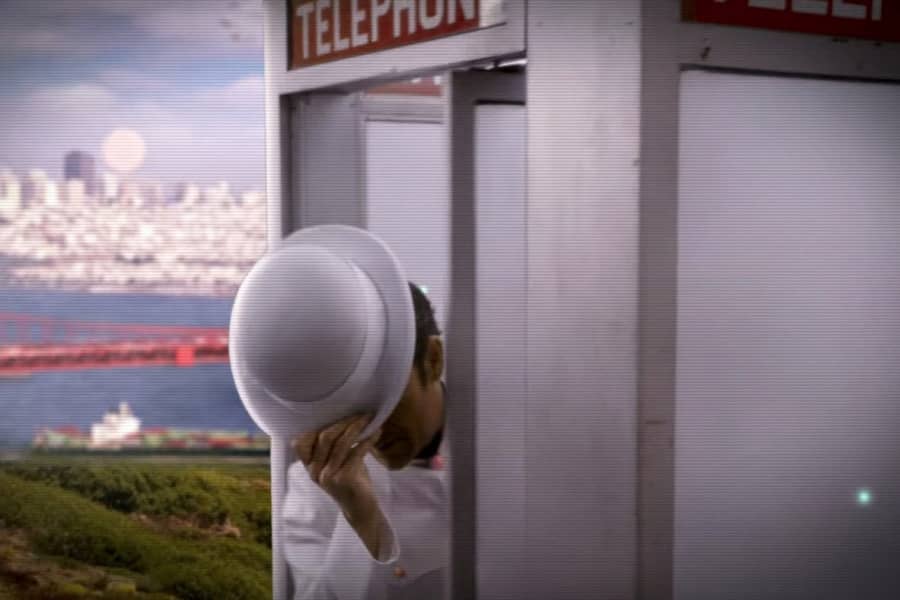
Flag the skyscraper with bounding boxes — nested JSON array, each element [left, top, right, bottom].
[[22, 169, 58, 208], [0, 168, 21, 221], [64, 151, 98, 198], [99, 170, 119, 203]]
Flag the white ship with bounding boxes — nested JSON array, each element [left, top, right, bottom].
[[89, 402, 141, 449]]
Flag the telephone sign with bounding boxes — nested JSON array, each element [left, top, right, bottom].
[[290, 0, 507, 70], [683, 0, 899, 43]]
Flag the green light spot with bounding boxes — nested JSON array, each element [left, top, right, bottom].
[[420, 285, 429, 294], [856, 488, 872, 507]]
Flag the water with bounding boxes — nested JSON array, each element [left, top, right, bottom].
[[0, 287, 262, 447]]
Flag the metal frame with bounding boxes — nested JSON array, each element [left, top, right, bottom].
[[677, 19, 900, 81], [358, 92, 445, 123], [638, 4, 900, 600], [446, 69, 526, 600], [257, 1, 900, 599], [524, 4, 641, 599]]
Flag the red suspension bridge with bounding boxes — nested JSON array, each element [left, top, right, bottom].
[[0, 312, 229, 377]]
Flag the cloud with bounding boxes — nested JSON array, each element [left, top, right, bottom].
[[0, 1, 266, 190], [132, 0, 264, 48], [96, 69, 172, 95], [191, 75, 265, 109], [0, 1, 136, 60], [1, 25, 68, 54], [26, 83, 120, 114], [0, 76, 265, 190], [0, 0, 263, 62]]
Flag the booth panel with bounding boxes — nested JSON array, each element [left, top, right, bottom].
[[365, 119, 449, 327], [474, 103, 527, 599], [290, 93, 365, 229], [675, 70, 900, 600], [446, 68, 526, 600], [525, 2, 641, 598]]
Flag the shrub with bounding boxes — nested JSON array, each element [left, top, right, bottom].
[[0, 471, 270, 600], [2, 461, 272, 548]]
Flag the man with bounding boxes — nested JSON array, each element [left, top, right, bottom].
[[283, 282, 448, 600]]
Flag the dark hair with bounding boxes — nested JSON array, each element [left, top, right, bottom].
[[409, 282, 441, 382]]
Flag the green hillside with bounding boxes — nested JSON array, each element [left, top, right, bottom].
[[0, 458, 272, 599]]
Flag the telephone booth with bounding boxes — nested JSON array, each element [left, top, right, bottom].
[[260, 1, 900, 598]]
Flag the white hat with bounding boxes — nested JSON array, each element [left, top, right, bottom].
[[229, 224, 415, 442]]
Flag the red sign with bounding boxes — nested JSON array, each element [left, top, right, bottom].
[[683, 0, 900, 43], [290, 0, 481, 70]]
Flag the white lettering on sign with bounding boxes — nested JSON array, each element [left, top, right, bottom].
[[351, 0, 369, 45], [832, 0, 866, 19], [296, 2, 315, 59], [746, 0, 785, 8], [316, 0, 331, 56], [449, 0, 475, 24], [293, 0, 480, 66], [793, 0, 828, 15], [394, 0, 416, 38], [720, 0, 882, 21], [420, 0, 445, 30], [371, 0, 391, 43], [334, 0, 351, 51]]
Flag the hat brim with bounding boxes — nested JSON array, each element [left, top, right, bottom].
[[229, 224, 415, 442]]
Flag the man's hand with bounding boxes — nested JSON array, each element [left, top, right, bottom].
[[293, 414, 391, 560]]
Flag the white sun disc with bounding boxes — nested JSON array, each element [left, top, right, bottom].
[[102, 128, 146, 174]]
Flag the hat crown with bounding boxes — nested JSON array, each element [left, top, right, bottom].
[[229, 224, 412, 442], [234, 245, 370, 404]]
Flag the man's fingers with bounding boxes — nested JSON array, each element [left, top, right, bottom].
[[294, 414, 357, 465], [346, 431, 380, 467], [307, 414, 369, 483], [322, 415, 371, 479], [294, 432, 317, 465], [308, 427, 338, 483]]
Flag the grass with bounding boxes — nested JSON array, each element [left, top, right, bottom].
[[0, 457, 273, 599], [3, 458, 272, 547]]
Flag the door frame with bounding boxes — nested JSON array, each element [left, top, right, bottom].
[[445, 68, 527, 600]]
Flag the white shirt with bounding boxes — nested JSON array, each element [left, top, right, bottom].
[[283, 445, 449, 600]]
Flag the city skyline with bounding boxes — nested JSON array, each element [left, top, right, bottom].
[[0, 165, 267, 296], [0, 1, 266, 190], [1, 155, 266, 202]]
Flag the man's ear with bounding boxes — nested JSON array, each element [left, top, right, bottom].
[[425, 336, 444, 383]]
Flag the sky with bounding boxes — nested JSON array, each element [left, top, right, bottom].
[[0, 0, 267, 191]]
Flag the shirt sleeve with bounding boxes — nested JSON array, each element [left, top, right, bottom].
[[369, 509, 400, 564], [282, 461, 340, 600], [328, 468, 401, 566]]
